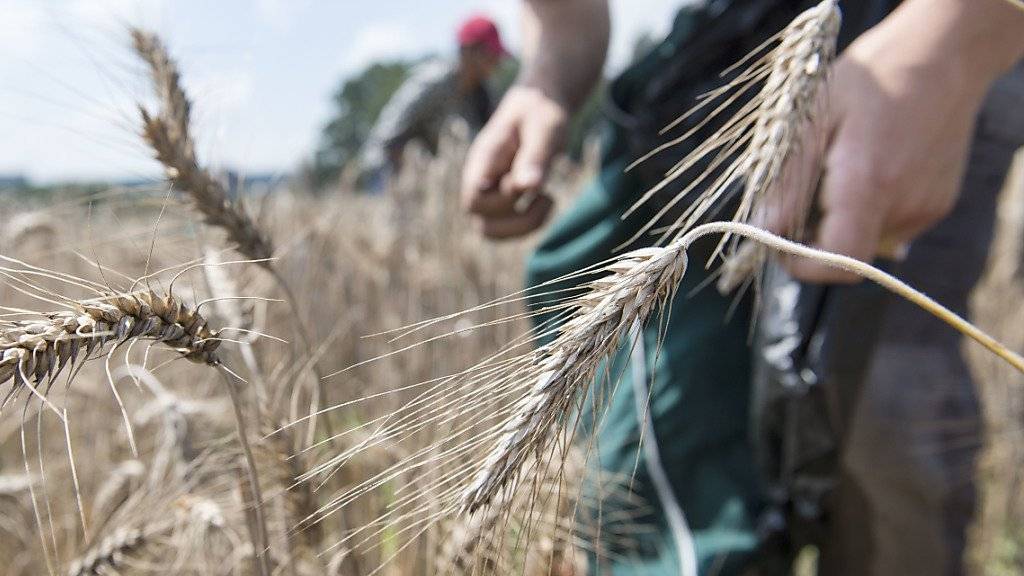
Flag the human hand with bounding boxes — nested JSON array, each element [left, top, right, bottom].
[[461, 85, 567, 239], [772, 0, 1024, 282]]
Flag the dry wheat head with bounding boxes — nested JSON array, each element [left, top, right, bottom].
[[132, 29, 274, 266], [0, 291, 221, 406]]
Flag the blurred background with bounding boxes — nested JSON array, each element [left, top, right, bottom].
[[0, 0, 679, 190]]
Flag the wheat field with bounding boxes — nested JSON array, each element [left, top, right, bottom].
[[2, 12, 1024, 576]]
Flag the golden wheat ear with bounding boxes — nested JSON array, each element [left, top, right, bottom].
[[131, 29, 274, 268], [1, 290, 222, 406], [623, 1, 840, 262], [133, 28, 342, 455]]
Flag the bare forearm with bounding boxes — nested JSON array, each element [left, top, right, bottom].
[[518, 0, 609, 111]]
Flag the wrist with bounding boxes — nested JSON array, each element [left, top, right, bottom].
[[503, 84, 571, 127], [517, 0, 608, 112], [514, 74, 579, 115]]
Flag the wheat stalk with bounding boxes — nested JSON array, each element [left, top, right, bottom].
[[131, 29, 273, 267]]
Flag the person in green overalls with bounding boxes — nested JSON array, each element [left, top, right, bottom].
[[460, 1, 1024, 574]]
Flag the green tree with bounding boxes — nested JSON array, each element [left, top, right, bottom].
[[309, 60, 413, 189]]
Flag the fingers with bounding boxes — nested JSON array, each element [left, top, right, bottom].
[[475, 193, 554, 240], [461, 118, 517, 214], [501, 109, 565, 198], [785, 154, 885, 283], [461, 86, 567, 240]]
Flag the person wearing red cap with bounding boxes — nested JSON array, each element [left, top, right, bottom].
[[360, 15, 508, 187]]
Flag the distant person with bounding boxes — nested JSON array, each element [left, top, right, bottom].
[[360, 15, 508, 190]]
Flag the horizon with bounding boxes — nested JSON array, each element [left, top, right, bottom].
[[1, 0, 683, 185]]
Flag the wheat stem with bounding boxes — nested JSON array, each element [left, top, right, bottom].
[[680, 222, 1024, 373], [220, 367, 272, 576]]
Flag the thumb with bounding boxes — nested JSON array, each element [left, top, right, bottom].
[[502, 113, 564, 197]]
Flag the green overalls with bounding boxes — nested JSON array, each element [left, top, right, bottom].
[[525, 13, 763, 575]]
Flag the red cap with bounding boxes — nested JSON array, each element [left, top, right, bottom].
[[457, 15, 507, 58]]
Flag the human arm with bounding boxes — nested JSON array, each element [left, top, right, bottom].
[[781, 0, 1024, 282], [461, 0, 610, 239], [362, 62, 451, 171]]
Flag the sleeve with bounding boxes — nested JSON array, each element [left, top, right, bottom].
[[367, 61, 453, 151]]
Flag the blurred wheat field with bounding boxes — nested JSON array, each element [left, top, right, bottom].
[[969, 149, 1024, 576], [2, 24, 1024, 576], [0, 121, 605, 574]]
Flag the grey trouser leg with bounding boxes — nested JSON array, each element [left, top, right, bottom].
[[821, 62, 1024, 576]]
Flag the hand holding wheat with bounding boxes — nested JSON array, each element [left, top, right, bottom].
[[768, 0, 1024, 282]]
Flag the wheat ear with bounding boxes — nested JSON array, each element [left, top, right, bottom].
[[133, 29, 335, 441], [1, 290, 221, 401], [67, 526, 150, 576], [131, 29, 273, 266], [459, 246, 689, 513], [460, 221, 1024, 514], [624, 0, 840, 257], [67, 451, 243, 576]]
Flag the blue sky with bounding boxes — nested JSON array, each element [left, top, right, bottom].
[[1, 0, 683, 183]]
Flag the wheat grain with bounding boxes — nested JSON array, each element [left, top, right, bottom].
[[0, 290, 221, 405]]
